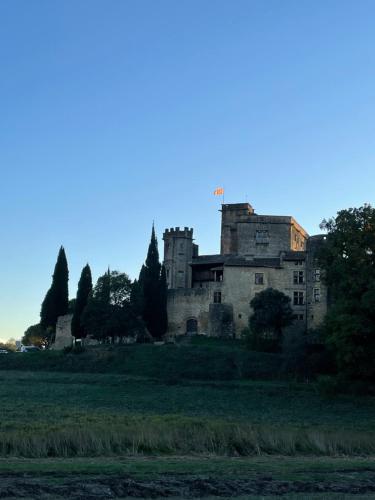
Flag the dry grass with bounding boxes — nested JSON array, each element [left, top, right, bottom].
[[1, 416, 375, 458]]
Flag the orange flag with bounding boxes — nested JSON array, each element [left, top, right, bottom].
[[213, 187, 224, 196]]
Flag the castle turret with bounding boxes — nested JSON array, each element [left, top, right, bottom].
[[163, 227, 194, 289]]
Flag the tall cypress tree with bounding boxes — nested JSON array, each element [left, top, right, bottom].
[[40, 246, 69, 333], [159, 264, 168, 337], [140, 225, 168, 339], [71, 264, 93, 339]]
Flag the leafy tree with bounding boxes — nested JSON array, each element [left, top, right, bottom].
[[40, 246, 69, 346], [81, 270, 111, 341], [247, 288, 294, 352], [71, 264, 93, 340], [138, 226, 168, 339], [22, 324, 46, 348], [318, 204, 375, 381], [130, 266, 146, 317], [81, 270, 141, 342]]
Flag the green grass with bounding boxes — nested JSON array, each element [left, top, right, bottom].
[[0, 370, 375, 457], [0, 342, 283, 380]]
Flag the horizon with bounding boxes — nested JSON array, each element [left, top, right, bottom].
[[1, 0, 375, 341]]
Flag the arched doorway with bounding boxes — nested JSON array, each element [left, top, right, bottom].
[[186, 318, 198, 335]]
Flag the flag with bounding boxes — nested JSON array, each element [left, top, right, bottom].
[[214, 187, 224, 196]]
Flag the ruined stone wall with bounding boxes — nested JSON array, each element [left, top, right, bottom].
[[51, 314, 73, 350], [306, 236, 328, 330]]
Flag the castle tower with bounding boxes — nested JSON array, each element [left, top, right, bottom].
[[163, 227, 195, 289], [220, 203, 255, 255]]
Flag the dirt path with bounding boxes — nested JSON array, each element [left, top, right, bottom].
[[1, 472, 375, 499]]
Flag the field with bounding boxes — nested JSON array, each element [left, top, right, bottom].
[[1, 341, 375, 498]]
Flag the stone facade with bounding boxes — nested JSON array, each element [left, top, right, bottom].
[[163, 203, 327, 338], [51, 314, 74, 350]]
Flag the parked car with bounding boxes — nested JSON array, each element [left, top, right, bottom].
[[20, 345, 40, 353], [0, 349, 9, 354]]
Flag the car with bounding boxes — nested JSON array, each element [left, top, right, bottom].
[[20, 345, 40, 353], [0, 349, 9, 354]]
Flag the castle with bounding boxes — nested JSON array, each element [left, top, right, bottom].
[[163, 203, 327, 338]]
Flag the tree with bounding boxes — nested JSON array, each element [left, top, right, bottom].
[[81, 270, 111, 342], [81, 270, 141, 343], [71, 264, 93, 340], [247, 288, 294, 352], [22, 324, 46, 348], [318, 204, 375, 381], [138, 226, 168, 339], [40, 246, 69, 346]]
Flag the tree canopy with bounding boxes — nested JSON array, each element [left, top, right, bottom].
[[81, 270, 142, 342], [71, 264, 93, 339], [247, 288, 294, 351], [40, 246, 69, 346], [318, 204, 375, 381], [137, 226, 168, 339]]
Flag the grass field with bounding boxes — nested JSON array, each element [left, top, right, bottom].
[[0, 368, 375, 457], [1, 343, 375, 497]]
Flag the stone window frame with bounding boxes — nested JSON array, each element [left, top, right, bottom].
[[293, 270, 304, 284], [293, 291, 304, 306], [255, 229, 270, 244], [213, 291, 222, 304], [313, 288, 321, 302], [254, 272, 264, 285], [314, 269, 321, 282], [292, 313, 304, 321]]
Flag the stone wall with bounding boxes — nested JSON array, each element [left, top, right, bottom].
[[163, 227, 194, 289], [51, 314, 73, 350], [164, 202, 328, 339]]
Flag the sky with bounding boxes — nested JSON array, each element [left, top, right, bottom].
[[0, 0, 375, 341]]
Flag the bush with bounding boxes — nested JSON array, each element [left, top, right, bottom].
[[316, 375, 342, 398], [242, 327, 279, 353]]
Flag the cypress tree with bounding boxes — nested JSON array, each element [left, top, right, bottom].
[[71, 264, 93, 339], [81, 269, 111, 342], [141, 225, 168, 339], [40, 246, 69, 334], [159, 264, 168, 337]]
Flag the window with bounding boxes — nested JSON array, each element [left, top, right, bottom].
[[215, 270, 223, 282], [255, 273, 264, 285], [255, 230, 269, 244], [313, 288, 321, 302], [314, 269, 321, 282], [293, 270, 304, 284], [292, 313, 304, 321], [294, 260, 303, 266], [238, 313, 242, 319], [213, 291, 222, 304], [293, 291, 304, 305]]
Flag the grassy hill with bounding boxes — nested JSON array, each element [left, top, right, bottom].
[[0, 337, 284, 380]]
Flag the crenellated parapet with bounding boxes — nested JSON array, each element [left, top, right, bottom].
[[163, 227, 193, 238]]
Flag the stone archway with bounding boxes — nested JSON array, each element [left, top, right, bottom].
[[186, 318, 198, 335]]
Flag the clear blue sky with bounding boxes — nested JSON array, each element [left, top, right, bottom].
[[1, 0, 374, 341]]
